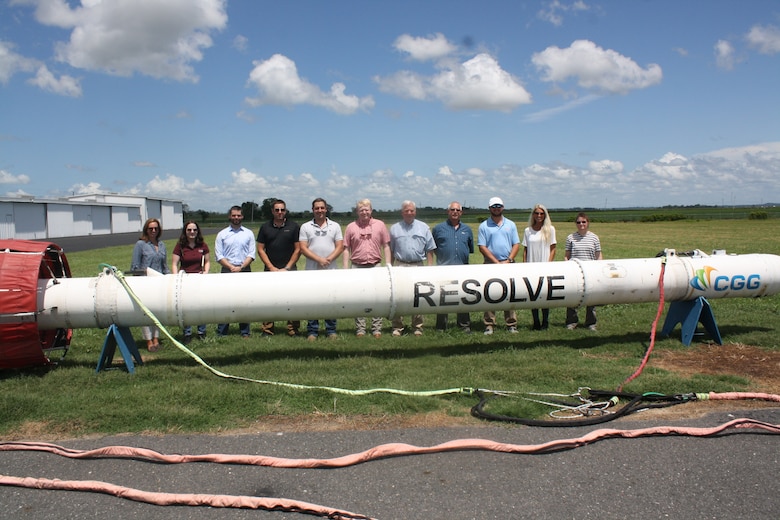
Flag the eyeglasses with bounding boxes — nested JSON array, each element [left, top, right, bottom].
[[314, 229, 328, 236], [576, 221, 587, 224]]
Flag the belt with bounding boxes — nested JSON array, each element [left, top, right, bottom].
[[353, 262, 378, 268], [396, 261, 423, 266]]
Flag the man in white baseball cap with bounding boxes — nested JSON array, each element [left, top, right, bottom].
[[477, 196, 520, 335]]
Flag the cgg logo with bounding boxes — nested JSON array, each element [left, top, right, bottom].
[[713, 274, 761, 291], [690, 266, 761, 291]]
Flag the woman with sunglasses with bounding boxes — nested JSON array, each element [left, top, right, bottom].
[[131, 218, 170, 351], [522, 204, 556, 330], [564, 212, 603, 331], [172, 220, 211, 344]]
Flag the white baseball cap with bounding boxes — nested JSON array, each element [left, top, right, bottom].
[[488, 197, 504, 207]]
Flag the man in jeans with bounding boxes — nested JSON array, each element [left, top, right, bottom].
[[299, 197, 344, 340]]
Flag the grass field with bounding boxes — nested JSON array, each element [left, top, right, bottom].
[[1, 218, 778, 439]]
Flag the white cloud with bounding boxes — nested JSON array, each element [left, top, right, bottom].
[[532, 39, 662, 94], [588, 159, 624, 174], [24, 0, 227, 82], [245, 54, 375, 115], [26, 65, 82, 96], [61, 142, 780, 212], [0, 169, 31, 184], [714, 39, 737, 70], [524, 93, 600, 122], [746, 24, 780, 55], [4, 189, 34, 198], [233, 34, 249, 53], [393, 33, 456, 61], [67, 181, 107, 195], [376, 53, 531, 111], [537, 0, 590, 27], [0, 40, 40, 83]]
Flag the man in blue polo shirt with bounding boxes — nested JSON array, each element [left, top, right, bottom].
[[477, 197, 520, 335], [432, 201, 474, 333]]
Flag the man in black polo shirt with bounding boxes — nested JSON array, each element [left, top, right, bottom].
[[256, 199, 301, 337]]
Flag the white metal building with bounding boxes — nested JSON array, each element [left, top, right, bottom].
[[0, 195, 183, 240]]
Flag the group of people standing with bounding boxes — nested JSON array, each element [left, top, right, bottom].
[[129, 197, 603, 351]]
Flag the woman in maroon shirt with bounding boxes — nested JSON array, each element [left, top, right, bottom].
[[171, 220, 211, 343]]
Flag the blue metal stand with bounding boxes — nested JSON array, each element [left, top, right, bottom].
[[96, 325, 144, 373], [661, 297, 722, 347]]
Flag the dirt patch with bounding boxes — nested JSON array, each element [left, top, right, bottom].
[[624, 343, 780, 421], [653, 343, 780, 393]]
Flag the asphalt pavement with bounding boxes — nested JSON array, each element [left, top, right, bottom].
[[1, 407, 778, 519]]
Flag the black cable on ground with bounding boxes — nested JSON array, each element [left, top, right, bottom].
[[470, 389, 693, 427]]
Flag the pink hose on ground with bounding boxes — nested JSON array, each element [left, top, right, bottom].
[[1, 418, 777, 518], [0, 475, 372, 519], [704, 392, 780, 402], [1, 418, 777, 469]]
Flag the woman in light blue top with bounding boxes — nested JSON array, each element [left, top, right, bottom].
[[131, 218, 170, 351]]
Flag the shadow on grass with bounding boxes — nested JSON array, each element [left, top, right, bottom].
[[15, 323, 773, 375], [113, 329, 660, 366]]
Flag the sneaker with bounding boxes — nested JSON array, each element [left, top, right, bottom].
[[507, 326, 518, 334], [413, 329, 423, 336], [588, 324, 597, 331], [483, 326, 494, 336], [197, 333, 207, 340], [566, 323, 577, 330], [392, 329, 402, 337], [307, 335, 317, 342]]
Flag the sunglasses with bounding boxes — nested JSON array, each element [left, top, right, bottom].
[[490, 205, 503, 209], [576, 221, 587, 224]]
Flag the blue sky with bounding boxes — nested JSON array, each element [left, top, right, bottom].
[[1, 0, 779, 213]]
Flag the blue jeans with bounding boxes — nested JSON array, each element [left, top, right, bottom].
[[184, 324, 207, 337], [308, 319, 336, 337]]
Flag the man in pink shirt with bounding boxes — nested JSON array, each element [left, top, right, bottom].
[[343, 198, 391, 338]]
